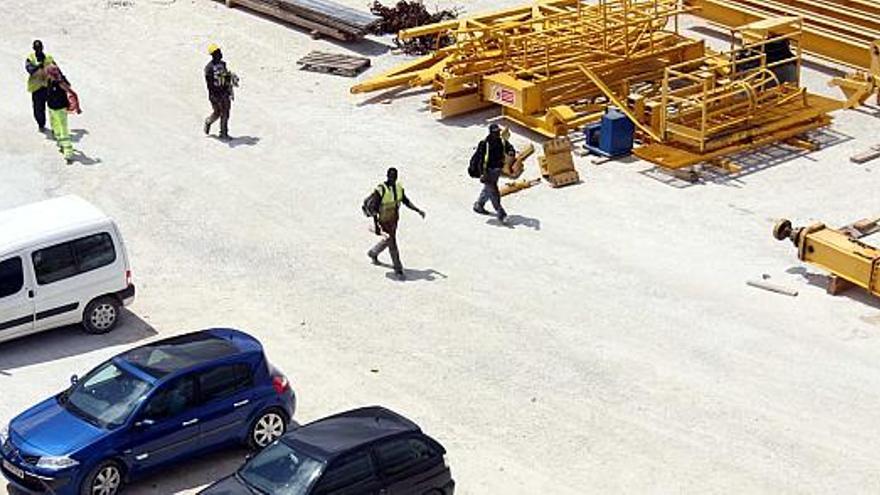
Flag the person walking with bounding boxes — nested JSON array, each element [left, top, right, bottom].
[[45, 65, 78, 164], [472, 123, 515, 222], [366, 167, 426, 281], [25, 40, 55, 132], [204, 44, 236, 140]]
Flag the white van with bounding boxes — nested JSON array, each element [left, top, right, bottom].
[[0, 195, 135, 344]]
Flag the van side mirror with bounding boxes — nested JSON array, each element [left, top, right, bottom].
[[70, 375, 78, 386]]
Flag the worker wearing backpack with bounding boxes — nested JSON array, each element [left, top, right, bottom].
[[363, 167, 426, 281], [470, 123, 515, 222]]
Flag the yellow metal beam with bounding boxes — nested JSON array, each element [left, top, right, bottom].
[[578, 66, 664, 142]]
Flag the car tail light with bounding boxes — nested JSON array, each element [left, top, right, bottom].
[[125, 270, 132, 286], [272, 374, 290, 394]]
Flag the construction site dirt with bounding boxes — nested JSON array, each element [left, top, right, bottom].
[[3, 0, 880, 494]]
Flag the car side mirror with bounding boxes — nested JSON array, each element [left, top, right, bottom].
[[70, 374, 78, 386], [135, 418, 155, 428]]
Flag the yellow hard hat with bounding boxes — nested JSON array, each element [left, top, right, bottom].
[[208, 43, 220, 55]]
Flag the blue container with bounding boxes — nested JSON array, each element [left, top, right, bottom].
[[584, 107, 635, 158]]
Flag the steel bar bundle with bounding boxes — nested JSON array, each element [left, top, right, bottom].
[[351, 0, 707, 137], [224, 0, 379, 40], [684, 0, 880, 69]]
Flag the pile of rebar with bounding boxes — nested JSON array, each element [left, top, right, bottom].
[[369, 1, 459, 55]]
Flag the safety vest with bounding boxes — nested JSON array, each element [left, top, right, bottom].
[[376, 182, 404, 221], [26, 52, 54, 93]]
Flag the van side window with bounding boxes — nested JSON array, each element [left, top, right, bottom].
[[0, 257, 24, 298], [32, 233, 117, 285], [32, 243, 78, 285], [75, 234, 117, 272]]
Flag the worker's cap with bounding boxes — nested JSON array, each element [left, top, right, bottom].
[[488, 123, 501, 133], [208, 43, 220, 55]]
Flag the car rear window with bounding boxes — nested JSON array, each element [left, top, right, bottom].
[[0, 257, 24, 298], [32, 232, 117, 285]]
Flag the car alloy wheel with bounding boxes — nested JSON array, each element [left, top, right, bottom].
[[90, 303, 117, 331], [91, 464, 121, 495], [253, 412, 285, 447]]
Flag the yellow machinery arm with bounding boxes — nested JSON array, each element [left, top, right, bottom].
[[773, 217, 880, 297]]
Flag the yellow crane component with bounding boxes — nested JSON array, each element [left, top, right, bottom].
[[351, 0, 706, 137], [828, 39, 880, 109], [606, 17, 843, 170], [773, 217, 880, 298], [683, 0, 880, 70]]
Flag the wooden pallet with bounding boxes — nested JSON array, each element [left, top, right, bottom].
[[297, 51, 370, 77]]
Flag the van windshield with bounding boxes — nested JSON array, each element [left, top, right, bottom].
[[60, 361, 152, 429]]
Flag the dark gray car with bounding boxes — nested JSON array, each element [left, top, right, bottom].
[[199, 406, 454, 495]]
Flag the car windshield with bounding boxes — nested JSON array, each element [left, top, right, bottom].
[[238, 441, 323, 495], [61, 360, 152, 429]]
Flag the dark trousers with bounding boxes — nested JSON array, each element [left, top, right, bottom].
[[32, 87, 48, 129], [369, 218, 402, 273], [206, 96, 231, 136], [475, 168, 506, 218]]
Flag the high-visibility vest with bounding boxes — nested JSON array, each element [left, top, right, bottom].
[[376, 182, 404, 220], [27, 52, 54, 93]]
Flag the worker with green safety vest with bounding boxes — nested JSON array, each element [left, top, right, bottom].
[[366, 167, 426, 281], [25, 40, 55, 132], [472, 123, 515, 222]]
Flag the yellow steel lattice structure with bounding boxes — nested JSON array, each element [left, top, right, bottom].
[[628, 17, 843, 169], [351, 0, 706, 136]]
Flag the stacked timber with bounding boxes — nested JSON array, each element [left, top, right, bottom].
[[225, 0, 380, 41]]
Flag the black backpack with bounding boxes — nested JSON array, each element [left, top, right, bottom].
[[362, 185, 382, 217], [468, 141, 485, 178]]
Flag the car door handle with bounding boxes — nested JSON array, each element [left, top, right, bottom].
[[233, 399, 250, 408], [182, 418, 199, 426]]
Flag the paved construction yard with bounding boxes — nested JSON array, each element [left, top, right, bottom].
[[3, 0, 880, 493]]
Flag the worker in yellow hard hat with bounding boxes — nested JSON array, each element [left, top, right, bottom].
[[204, 43, 238, 140]]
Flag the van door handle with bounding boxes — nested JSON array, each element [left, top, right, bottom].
[[182, 419, 199, 426], [27, 290, 34, 298], [233, 399, 250, 408]]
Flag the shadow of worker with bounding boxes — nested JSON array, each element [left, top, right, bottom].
[[385, 268, 448, 283], [487, 214, 541, 231]]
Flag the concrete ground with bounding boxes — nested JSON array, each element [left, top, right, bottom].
[[2, 0, 880, 493]]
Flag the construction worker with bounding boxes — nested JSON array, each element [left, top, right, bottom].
[[45, 65, 77, 164], [25, 40, 55, 132], [473, 123, 515, 222], [204, 44, 235, 140], [366, 167, 426, 281]]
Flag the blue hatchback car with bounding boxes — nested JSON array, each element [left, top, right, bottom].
[[0, 328, 295, 495]]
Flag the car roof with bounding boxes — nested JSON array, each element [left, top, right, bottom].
[[119, 328, 262, 378], [282, 406, 421, 461], [0, 195, 113, 256]]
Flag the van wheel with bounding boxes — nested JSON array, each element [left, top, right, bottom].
[[248, 409, 287, 449], [83, 297, 120, 334], [80, 460, 124, 495]]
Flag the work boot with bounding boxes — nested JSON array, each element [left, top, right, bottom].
[[367, 251, 379, 265], [203, 121, 211, 135], [498, 211, 508, 224], [394, 270, 406, 281], [219, 132, 231, 141], [473, 205, 490, 215]]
